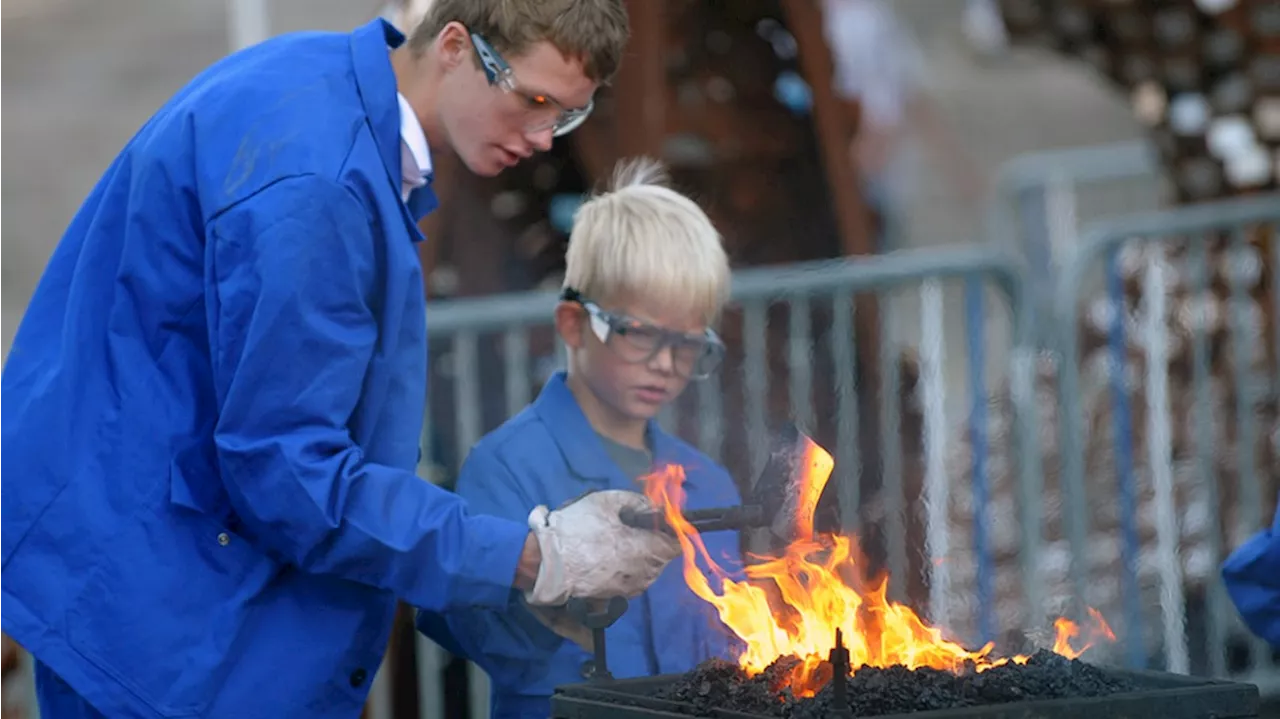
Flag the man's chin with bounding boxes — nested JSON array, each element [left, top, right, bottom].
[[461, 150, 507, 178]]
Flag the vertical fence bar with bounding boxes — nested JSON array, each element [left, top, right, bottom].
[[227, 0, 270, 51], [504, 329, 531, 418], [963, 275, 994, 644], [879, 296, 907, 603], [1141, 252, 1188, 674], [367, 654, 394, 719], [1011, 343, 1044, 637], [830, 290, 861, 533], [451, 332, 489, 719], [697, 373, 726, 463], [1105, 248, 1146, 669], [415, 632, 445, 719], [1272, 233, 1280, 394], [419, 397, 437, 482], [1227, 228, 1269, 671], [1188, 240, 1230, 678], [743, 301, 769, 481], [920, 279, 950, 626], [788, 295, 814, 431], [1044, 171, 1079, 276], [1055, 320, 1091, 633]]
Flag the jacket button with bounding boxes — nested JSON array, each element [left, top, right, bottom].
[[349, 668, 368, 687], [217, 533, 230, 546]]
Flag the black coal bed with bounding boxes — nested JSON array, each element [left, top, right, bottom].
[[550, 650, 1262, 719]]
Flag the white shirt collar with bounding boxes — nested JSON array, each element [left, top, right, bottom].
[[396, 92, 433, 200]]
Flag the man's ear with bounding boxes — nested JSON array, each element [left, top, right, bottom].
[[433, 21, 472, 70], [554, 301, 586, 350]]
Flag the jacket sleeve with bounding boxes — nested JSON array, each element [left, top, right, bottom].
[[1221, 499, 1280, 649], [424, 447, 567, 686], [207, 173, 529, 612]]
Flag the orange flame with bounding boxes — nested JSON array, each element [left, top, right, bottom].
[[642, 440, 1116, 697]]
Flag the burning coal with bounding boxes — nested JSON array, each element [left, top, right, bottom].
[[655, 649, 1138, 719], [640, 436, 1117, 699]]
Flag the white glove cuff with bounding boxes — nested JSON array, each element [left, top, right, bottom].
[[525, 506, 569, 606]]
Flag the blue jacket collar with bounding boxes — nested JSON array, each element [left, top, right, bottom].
[[532, 372, 694, 490], [349, 19, 439, 224]]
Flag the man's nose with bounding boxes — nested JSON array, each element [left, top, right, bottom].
[[526, 127, 555, 153]]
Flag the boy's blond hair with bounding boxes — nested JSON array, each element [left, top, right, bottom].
[[563, 157, 731, 325], [409, 0, 630, 84]]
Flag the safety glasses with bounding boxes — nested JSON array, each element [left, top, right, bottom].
[[561, 288, 726, 381], [470, 32, 594, 138]]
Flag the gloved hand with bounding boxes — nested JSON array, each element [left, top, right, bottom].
[[524, 489, 681, 607]]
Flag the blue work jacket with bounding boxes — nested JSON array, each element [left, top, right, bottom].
[[1221, 494, 1280, 649], [417, 373, 746, 719], [0, 18, 530, 719]]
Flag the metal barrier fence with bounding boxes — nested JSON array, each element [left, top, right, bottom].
[[984, 139, 1166, 346], [403, 247, 1038, 719], [1053, 196, 1279, 689]]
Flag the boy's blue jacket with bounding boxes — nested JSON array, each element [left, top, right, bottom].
[[1221, 495, 1280, 649], [0, 18, 532, 719], [416, 372, 746, 719]]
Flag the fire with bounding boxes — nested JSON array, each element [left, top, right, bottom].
[[641, 439, 1116, 697]]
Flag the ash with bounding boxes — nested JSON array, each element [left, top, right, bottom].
[[655, 650, 1137, 718]]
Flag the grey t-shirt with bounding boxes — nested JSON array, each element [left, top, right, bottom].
[[596, 433, 653, 482]]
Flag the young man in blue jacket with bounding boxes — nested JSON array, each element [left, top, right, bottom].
[[419, 158, 746, 718], [0, 2, 688, 718]]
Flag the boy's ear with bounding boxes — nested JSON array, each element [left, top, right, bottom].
[[554, 301, 587, 349]]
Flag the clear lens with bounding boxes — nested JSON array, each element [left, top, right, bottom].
[[595, 309, 725, 380], [526, 102, 594, 137]]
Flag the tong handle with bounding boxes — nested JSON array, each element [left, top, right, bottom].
[[566, 596, 628, 681], [565, 596, 628, 628], [619, 505, 765, 534]]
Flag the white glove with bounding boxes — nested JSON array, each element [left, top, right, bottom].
[[524, 489, 681, 606]]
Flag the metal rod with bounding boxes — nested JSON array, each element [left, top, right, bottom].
[[227, 0, 270, 52]]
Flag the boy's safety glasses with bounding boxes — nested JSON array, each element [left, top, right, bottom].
[[561, 288, 726, 381], [470, 32, 594, 138]]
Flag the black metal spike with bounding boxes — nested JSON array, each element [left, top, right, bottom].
[[828, 627, 853, 718]]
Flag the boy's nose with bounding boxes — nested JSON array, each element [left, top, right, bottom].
[[648, 345, 677, 375]]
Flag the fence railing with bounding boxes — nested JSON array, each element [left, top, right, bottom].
[[1053, 196, 1279, 684], [983, 139, 1166, 346]]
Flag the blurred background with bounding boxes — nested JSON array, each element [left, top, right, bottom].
[[2, 0, 1277, 718]]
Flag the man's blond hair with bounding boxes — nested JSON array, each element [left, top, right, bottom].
[[563, 157, 731, 325], [409, 0, 630, 84]]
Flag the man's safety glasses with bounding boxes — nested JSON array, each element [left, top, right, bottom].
[[470, 32, 594, 138], [561, 288, 726, 381]]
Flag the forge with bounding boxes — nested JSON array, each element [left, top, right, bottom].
[[559, 444, 1262, 718], [550, 640, 1263, 719], [552, 619, 1259, 711]]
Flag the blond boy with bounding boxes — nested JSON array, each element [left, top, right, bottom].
[[421, 157, 745, 718]]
